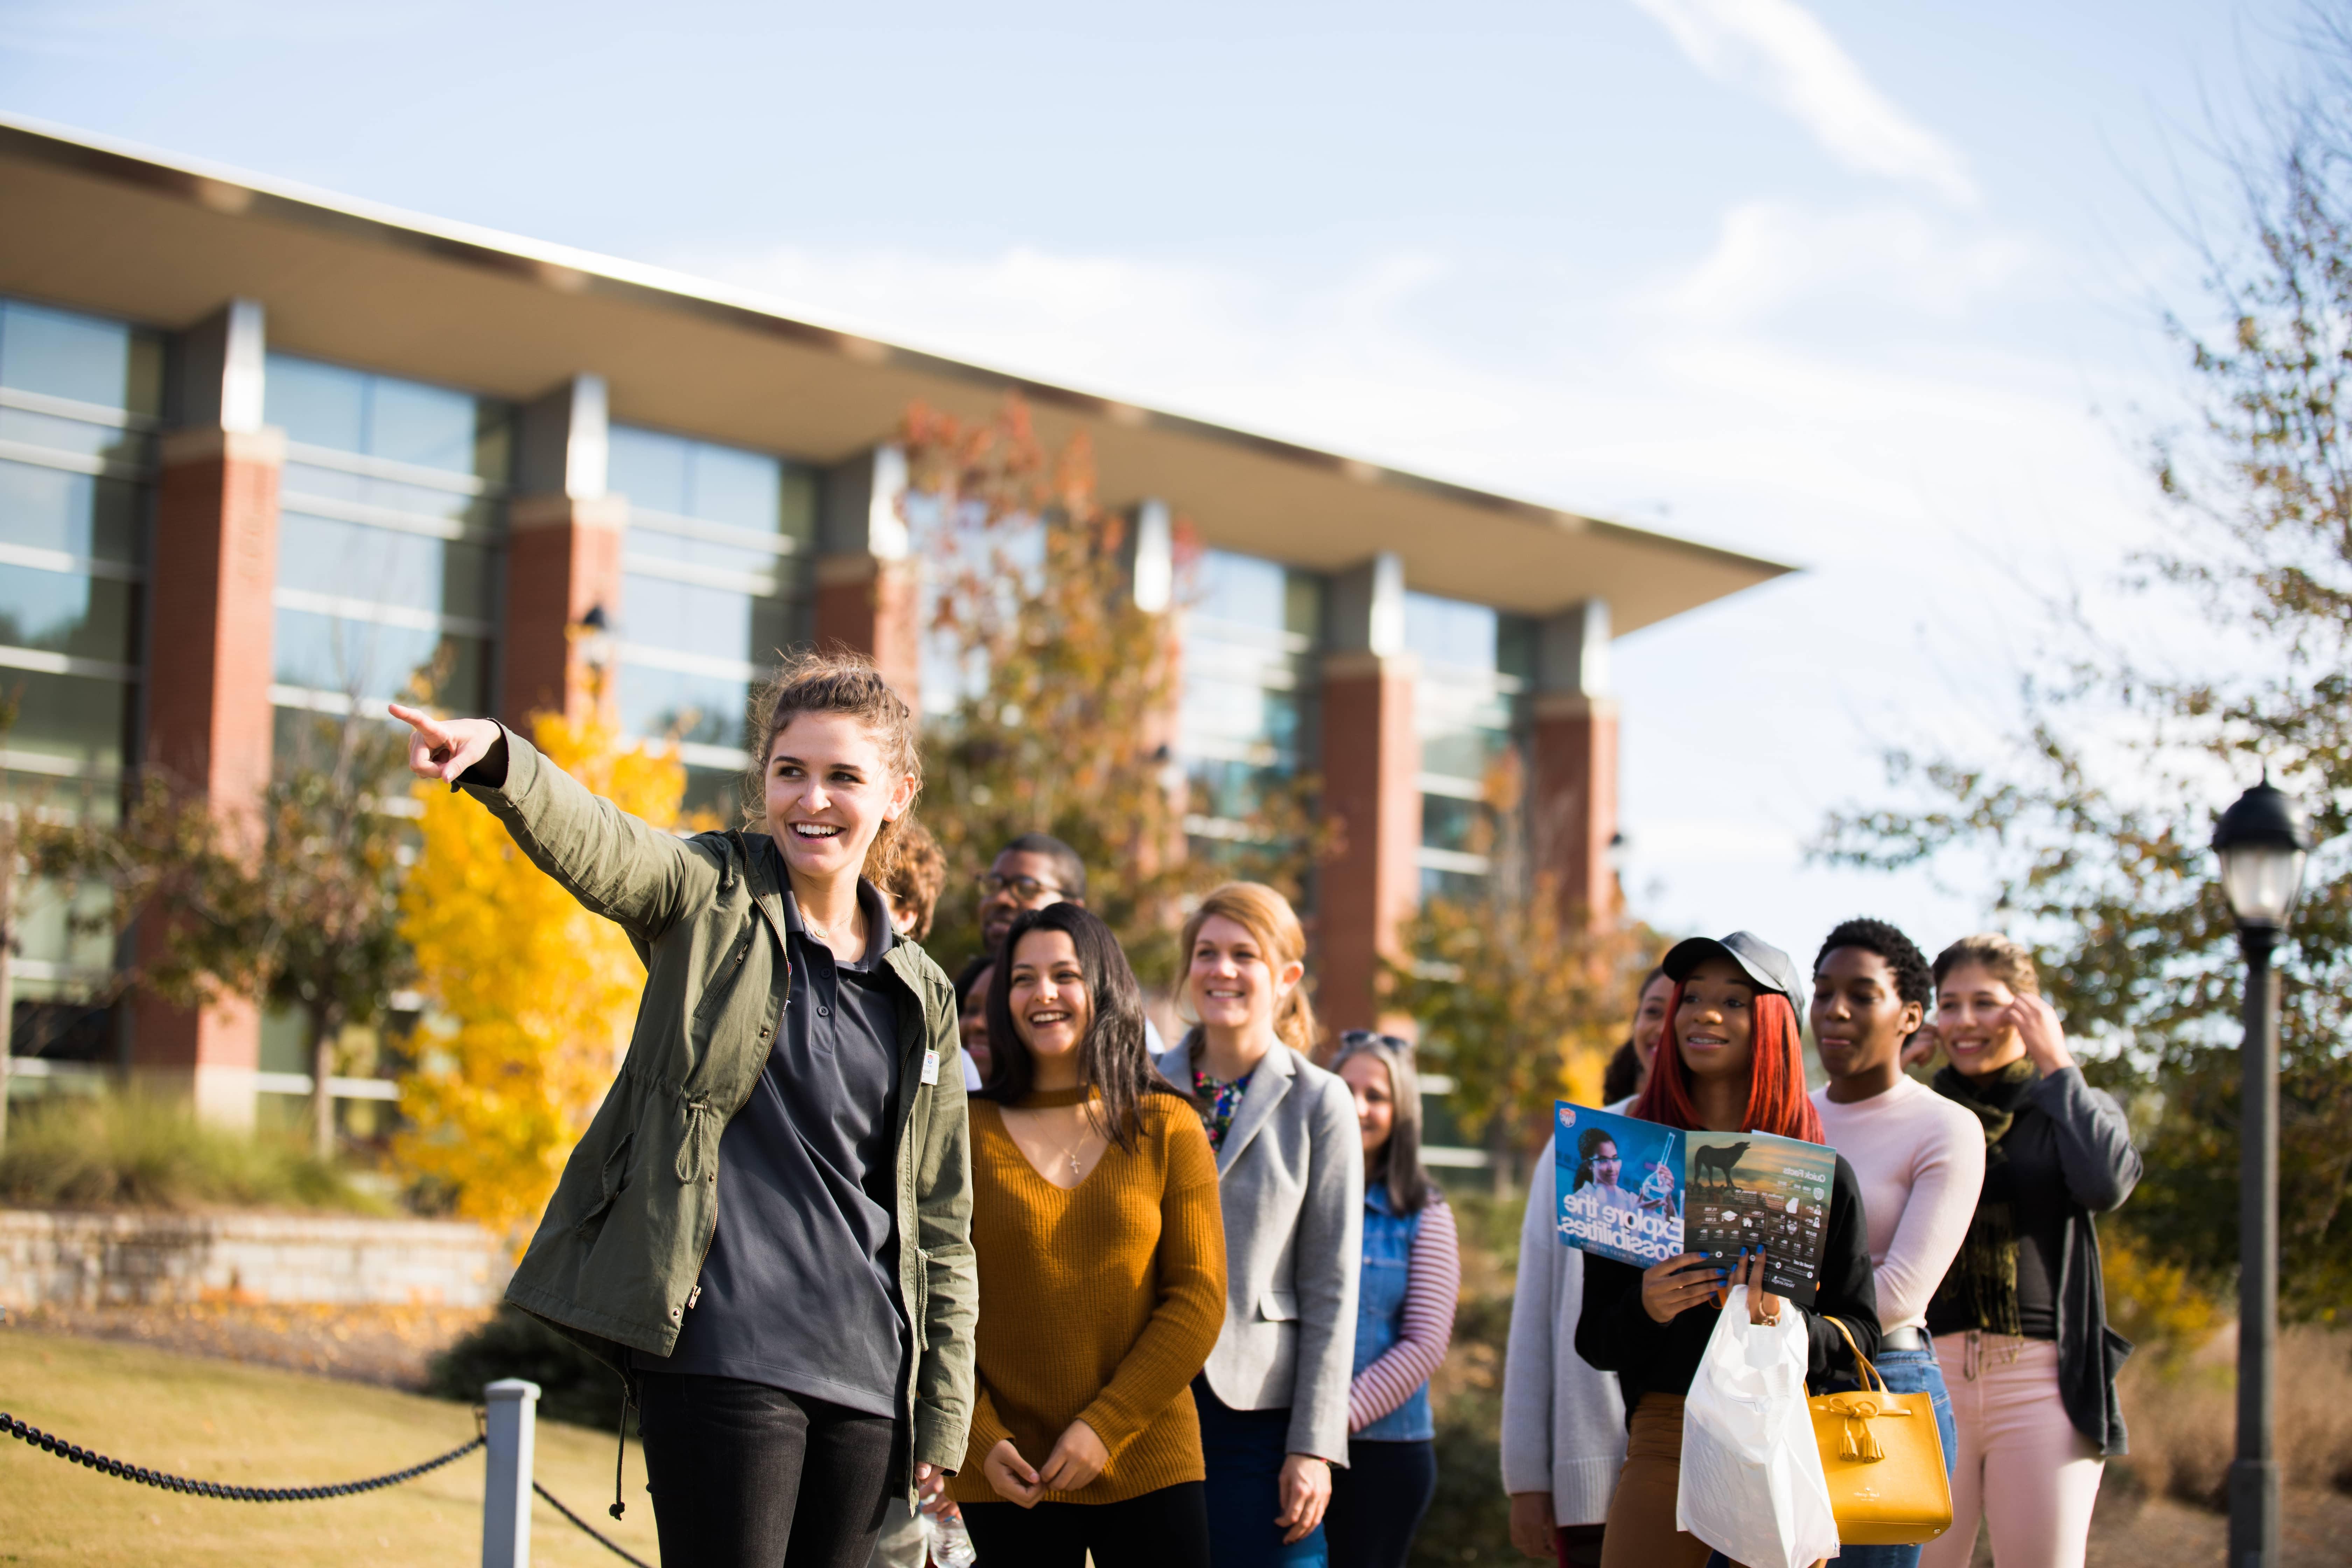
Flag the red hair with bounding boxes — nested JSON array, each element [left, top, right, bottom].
[[1632, 982, 1824, 1144]]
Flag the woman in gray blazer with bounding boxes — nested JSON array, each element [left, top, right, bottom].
[[1155, 882, 1363, 1568]]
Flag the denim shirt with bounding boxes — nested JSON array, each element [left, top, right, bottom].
[[1353, 1184, 1433, 1441]]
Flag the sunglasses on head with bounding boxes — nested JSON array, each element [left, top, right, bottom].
[[1338, 1030, 1414, 1056]]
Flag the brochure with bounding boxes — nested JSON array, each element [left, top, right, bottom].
[[1554, 1105, 1839, 1296], [1683, 1128, 1839, 1298], [1553, 1102, 1686, 1267]]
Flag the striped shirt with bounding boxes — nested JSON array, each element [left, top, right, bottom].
[[1347, 1194, 1460, 1431]]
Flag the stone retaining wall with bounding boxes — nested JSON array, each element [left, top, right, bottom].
[[0, 1209, 511, 1310]]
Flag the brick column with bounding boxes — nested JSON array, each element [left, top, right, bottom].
[[1530, 600, 1619, 922], [816, 446, 920, 708], [134, 300, 278, 1126], [500, 376, 624, 727], [1315, 554, 1420, 1032]]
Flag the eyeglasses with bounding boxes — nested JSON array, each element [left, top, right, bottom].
[[1338, 1030, 1415, 1056], [976, 872, 1069, 903]]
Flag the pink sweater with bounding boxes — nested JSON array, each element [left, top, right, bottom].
[[1811, 1077, 1986, 1334]]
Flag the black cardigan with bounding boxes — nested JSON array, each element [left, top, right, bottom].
[[1578, 1152, 1881, 1412], [1939, 1066, 2141, 1457]]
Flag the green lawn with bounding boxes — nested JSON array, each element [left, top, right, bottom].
[[0, 1327, 663, 1566]]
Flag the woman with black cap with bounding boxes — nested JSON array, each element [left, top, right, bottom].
[[1576, 932, 1882, 1568]]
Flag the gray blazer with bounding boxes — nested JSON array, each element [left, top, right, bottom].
[[1155, 1036, 1363, 1464]]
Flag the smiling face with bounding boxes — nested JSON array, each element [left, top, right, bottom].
[[763, 712, 916, 884], [1338, 1052, 1397, 1157], [959, 963, 994, 1081], [1674, 954, 1758, 1085], [1936, 961, 2028, 1076], [1632, 973, 1674, 1069], [1587, 1136, 1624, 1189], [1813, 946, 1923, 1083], [1186, 913, 1302, 1037], [1007, 928, 1092, 1070]]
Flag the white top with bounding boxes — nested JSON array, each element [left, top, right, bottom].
[[1499, 1142, 1628, 1525], [1810, 1076, 1987, 1334]]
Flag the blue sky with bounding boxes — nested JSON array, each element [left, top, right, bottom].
[[0, 0, 2306, 957]]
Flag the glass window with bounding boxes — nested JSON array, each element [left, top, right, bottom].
[[0, 296, 161, 1033], [0, 463, 143, 565], [265, 355, 511, 713], [611, 425, 815, 813], [1178, 549, 1323, 856], [0, 566, 136, 662], [1407, 590, 1532, 895], [277, 514, 494, 623], [266, 356, 510, 485], [0, 299, 162, 416]]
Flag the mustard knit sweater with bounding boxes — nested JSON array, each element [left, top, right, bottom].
[[950, 1088, 1228, 1505]]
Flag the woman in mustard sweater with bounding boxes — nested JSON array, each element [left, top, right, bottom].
[[949, 902, 1229, 1567]]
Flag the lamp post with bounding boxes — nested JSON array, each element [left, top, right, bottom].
[[2212, 777, 2311, 1568]]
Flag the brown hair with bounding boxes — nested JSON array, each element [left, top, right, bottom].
[[1329, 1031, 1434, 1214], [1177, 881, 1318, 1059], [743, 650, 923, 870], [1931, 932, 2041, 997], [874, 818, 947, 941]]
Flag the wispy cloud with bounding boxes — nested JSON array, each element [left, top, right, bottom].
[[1633, 0, 1976, 205], [1659, 200, 2033, 326]]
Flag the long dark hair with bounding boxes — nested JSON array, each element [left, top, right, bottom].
[[1329, 1031, 1433, 1214], [980, 903, 1176, 1150]]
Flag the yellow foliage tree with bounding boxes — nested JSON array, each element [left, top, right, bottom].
[[394, 706, 688, 1239]]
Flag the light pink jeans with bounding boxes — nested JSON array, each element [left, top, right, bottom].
[[1921, 1332, 2104, 1568]]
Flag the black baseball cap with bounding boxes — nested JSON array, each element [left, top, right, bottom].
[[1660, 930, 1808, 1021]]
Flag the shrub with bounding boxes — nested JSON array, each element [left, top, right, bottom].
[[0, 1091, 383, 1211], [425, 1304, 626, 1431], [2110, 1325, 2352, 1507]]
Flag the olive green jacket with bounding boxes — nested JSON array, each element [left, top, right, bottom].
[[464, 730, 976, 1485]]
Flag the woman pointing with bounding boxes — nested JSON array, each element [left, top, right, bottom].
[[392, 652, 975, 1568]]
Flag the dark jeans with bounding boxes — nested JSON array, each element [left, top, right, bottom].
[[637, 1371, 898, 1568], [1324, 1438, 1435, 1568], [1194, 1374, 1328, 1568], [961, 1480, 1213, 1568]]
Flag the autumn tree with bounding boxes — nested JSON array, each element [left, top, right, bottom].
[[903, 396, 1324, 981], [1816, 27, 2352, 1319], [1384, 750, 1660, 1190], [394, 704, 687, 1238], [30, 709, 410, 1159]]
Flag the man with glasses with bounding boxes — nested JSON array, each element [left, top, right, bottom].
[[975, 832, 1088, 955]]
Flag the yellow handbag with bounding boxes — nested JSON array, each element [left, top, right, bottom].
[[1811, 1318, 1953, 1546]]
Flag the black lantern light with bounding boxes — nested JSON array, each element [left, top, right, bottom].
[[2212, 777, 2312, 932]]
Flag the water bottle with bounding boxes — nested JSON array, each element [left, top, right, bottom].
[[924, 1508, 978, 1567]]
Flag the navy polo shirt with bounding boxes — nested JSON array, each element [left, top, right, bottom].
[[636, 863, 909, 1415]]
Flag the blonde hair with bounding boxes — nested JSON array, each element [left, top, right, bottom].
[[742, 650, 922, 869], [1178, 882, 1318, 1058], [1932, 932, 2041, 997]]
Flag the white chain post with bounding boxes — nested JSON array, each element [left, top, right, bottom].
[[481, 1378, 541, 1568]]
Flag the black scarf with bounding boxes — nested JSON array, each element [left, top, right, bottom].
[[1929, 1059, 2038, 1335]]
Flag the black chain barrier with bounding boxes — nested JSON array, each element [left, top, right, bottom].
[[0, 1410, 483, 1502], [533, 1479, 654, 1567]]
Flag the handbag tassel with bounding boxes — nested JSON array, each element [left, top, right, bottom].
[[1840, 1413, 1885, 1463]]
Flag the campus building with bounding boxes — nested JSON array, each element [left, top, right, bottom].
[[0, 117, 1785, 1128]]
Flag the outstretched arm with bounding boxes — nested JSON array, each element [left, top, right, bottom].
[[392, 704, 712, 942]]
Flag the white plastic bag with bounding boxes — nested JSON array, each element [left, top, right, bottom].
[[1676, 1284, 1841, 1568]]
